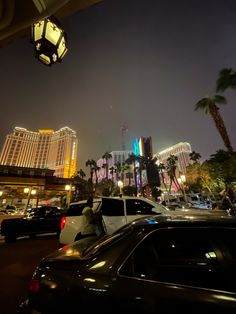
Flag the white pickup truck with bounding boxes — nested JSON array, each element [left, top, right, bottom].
[[59, 196, 167, 245]]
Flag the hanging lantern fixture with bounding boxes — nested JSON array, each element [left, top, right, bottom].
[[31, 16, 68, 66]]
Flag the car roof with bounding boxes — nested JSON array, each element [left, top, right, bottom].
[[128, 214, 236, 229]]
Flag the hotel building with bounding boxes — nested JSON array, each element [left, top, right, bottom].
[[0, 126, 78, 178], [154, 142, 192, 174]]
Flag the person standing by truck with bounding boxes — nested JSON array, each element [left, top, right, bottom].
[[81, 197, 105, 238]]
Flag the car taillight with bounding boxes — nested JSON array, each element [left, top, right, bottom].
[[29, 278, 40, 294], [60, 216, 66, 230]]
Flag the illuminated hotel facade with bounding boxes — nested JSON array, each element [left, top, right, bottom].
[[154, 142, 192, 174], [0, 127, 78, 178]]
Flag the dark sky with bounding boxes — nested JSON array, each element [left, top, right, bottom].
[[0, 0, 236, 171]]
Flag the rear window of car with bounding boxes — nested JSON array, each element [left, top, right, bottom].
[[66, 201, 100, 217]]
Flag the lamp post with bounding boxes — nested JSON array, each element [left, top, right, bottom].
[[65, 184, 73, 208], [31, 16, 68, 66], [24, 187, 37, 210], [117, 180, 124, 195]]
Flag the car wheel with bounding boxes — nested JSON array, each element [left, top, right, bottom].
[[5, 234, 16, 243]]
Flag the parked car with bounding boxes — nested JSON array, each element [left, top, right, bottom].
[[59, 196, 167, 245], [1, 206, 63, 243], [20, 215, 236, 314]]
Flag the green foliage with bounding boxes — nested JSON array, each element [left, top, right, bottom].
[[206, 150, 236, 186]]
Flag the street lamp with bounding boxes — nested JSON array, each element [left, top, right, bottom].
[[31, 16, 68, 66], [117, 180, 123, 195], [65, 184, 73, 208], [180, 174, 186, 183]]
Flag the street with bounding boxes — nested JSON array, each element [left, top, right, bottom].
[[0, 234, 60, 314]]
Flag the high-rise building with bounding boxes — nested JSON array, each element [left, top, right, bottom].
[[133, 136, 153, 158], [0, 126, 78, 178], [154, 142, 192, 174]]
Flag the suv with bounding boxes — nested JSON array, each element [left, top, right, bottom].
[[59, 196, 166, 245]]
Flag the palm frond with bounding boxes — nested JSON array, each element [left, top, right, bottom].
[[214, 94, 227, 104], [216, 68, 236, 92]]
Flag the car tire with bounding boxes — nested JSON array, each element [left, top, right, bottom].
[[5, 234, 16, 243]]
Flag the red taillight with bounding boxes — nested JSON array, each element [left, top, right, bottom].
[[29, 279, 40, 294], [60, 216, 66, 230]]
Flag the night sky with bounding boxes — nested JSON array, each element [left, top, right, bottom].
[[0, 0, 236, 171]]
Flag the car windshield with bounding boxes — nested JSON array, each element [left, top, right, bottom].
[[82, 222, 133, 257]]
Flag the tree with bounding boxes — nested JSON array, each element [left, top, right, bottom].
[[102, 152, 112, 179], [216, 68, 236, 93], [136, 155, 147, 196], [77, 169, 86, 180], [85, 159, 95, 182], [189, 151, 201, 163], [125, 153, 138, 195], [158, 162, 168, 192], [166, 155, 182, 193], [91, 161, 100, 185], [195, 95, 234, 153]]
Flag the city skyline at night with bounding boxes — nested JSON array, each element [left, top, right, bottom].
[[0, 0, 235, 171]]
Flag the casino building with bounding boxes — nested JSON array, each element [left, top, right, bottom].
[[0, 126, 78, 178]]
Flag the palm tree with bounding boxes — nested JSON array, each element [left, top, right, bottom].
[[136, 155, 147, 196], [91, 161, 100, 184], [109, 166, 115, 183], [77, 168, 86, 180], [216, 68, 236, 93], [85, 159, 95, 182], [158, 162, 168, 192], [114, 161, 122, 181], [166, 155, 182, 193], [125, 153, 138, 195], [102, 152, 112, 179], [123, 164, 132, 185], [189, 151, 201, 163], [195, 95, 234, 153]]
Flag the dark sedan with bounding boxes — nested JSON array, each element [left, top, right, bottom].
[[21, 215, 236, 314], [1, 206, 63, 243]]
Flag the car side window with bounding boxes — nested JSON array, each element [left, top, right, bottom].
[[100, 198, 124, 216], [66, 204, 85, 216], [120, 228, 224, 291], [126, 200, 154, 215]]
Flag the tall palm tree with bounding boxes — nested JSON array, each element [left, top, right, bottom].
[[166, 155, 182, 193], [85, 159, 95, 182], [123, 164, 132, 185], [125, 153, 138, 194], [114, 161, 122, 181], [216, 68, 236, 93], [102, 152, 112, 179], [158, 162, 168, 192], [195, 95, 234, 153], [137, 155, 147, 196], [91, 160, 100, 184], [189, 151, 201, 163]]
